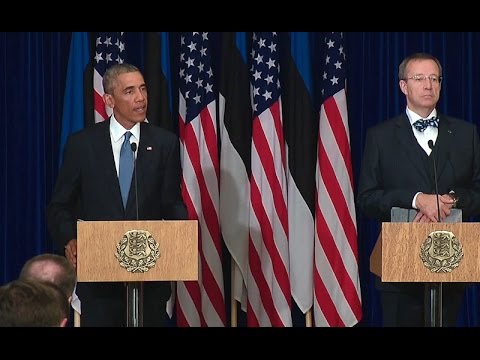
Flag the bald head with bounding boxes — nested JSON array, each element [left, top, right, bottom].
[[27, 261, 63, 284], [19, 254, 76, 299]]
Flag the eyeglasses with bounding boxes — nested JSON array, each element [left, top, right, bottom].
[[404, 74, 443, 84]]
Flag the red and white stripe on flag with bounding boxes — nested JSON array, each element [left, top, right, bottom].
[[93, 32, 126, 123], [314, 32, 362, 327], [246, 32, 292, 327], [177, 32, 226, 327]]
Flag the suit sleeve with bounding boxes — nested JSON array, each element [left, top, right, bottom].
[[357, 127, 417, 221], [46, 135, 82, 249], [160, 136, 188, 220], [452, 124, 480, 217]]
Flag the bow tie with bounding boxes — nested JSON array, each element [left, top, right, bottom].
[[412, 116, 439, 132]]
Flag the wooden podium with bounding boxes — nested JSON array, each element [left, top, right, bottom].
[[76, 220, 198, 326], [370, 222, 480, 283], [370, 220, 480, 326]]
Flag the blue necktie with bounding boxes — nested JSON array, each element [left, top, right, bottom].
[[412, 116, 439, 132], [119, 131, 133, 209]]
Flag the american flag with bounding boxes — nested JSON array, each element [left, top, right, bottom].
[[93, 32, 126, 123], [247, 32, 292, 326], [314, 32, 362, 326], [177, 32, 226, 326]]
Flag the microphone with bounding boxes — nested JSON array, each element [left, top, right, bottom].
[[130, 142, 139, 221], [427, 139, 444, 327], [128, 140, 142, 327], [428, 139, 441, 222]]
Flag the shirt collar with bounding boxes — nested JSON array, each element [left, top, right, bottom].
[[406, 107, 438, 126], [110, 115, 141, 143]]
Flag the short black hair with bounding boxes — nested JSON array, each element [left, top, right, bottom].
[[103, 63, 141, 95]]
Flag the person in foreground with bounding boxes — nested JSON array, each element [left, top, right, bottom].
[[19, 253, 79, 325], [357, 52, 480, 326], [19, 253, 76, 302], [47, 63, 188, 326], [0, 279, 69, 327]]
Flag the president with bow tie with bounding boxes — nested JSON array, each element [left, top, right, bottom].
[[357, 52, 480, 327]]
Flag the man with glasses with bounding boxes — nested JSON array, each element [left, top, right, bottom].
[[357, 52, 480, 326]]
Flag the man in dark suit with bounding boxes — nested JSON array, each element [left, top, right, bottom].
[[47, 63, 188, 326], [357, 53, 480, 326]]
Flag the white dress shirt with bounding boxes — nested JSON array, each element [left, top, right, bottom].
[[109, 116, 140, 176], [406, 107, 438, 208]]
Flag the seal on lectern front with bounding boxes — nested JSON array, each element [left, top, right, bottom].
[[115, 230, 160, 273], [419, 230, 463, 273]]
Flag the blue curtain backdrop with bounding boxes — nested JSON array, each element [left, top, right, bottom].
[[0, 32, 71, 281], [1, 32, 480, 327]]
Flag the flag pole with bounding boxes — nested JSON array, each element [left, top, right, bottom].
[[305, 308, 313, 327], [74, 309, 81, 327], [230, 258, 237, 327]]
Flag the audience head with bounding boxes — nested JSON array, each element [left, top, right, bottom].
[[19, 253, 76, 302], [0, 279, 69, 327]]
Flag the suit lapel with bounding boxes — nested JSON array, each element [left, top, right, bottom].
[[435, 115, 455, 181], [125, 122, 153, 216], [394, 115, 431, 184], [92, 120, 125, 213], [136, 122, 156, 182]]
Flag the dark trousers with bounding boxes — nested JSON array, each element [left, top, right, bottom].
[[379, 281, 467, 327], [77, 281, 171, 327]]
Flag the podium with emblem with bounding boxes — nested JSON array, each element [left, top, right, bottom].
[[369, 207, 479, 327], [76, 220, 198, 327]]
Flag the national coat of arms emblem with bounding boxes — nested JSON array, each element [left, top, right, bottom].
[[419, 231, 463, 273], [115, 230, 160, 273]]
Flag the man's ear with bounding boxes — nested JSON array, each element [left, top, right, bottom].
[[103, 93, 114, 109], [399, 79, 408, 96]]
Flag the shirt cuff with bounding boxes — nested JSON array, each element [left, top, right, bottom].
[[412, 192, 422, 209]]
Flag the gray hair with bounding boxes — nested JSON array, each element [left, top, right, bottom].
[[398, 53, 442, 81], [103, 63, 141, 95]]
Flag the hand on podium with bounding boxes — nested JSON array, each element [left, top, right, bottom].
[[64, 239, 77, 269], [413, 193, 457, 222]]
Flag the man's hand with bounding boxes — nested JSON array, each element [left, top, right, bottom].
[[415, 193, 454, 222], [441, 193, 457, 209], [412, 211, 433, 222], [64, 239, 77, 269]]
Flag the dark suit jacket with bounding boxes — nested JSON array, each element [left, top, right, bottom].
[[357, 113, 480, 223], [358, 113, 480, 302], [48, 119, 187, 245], [47, 119, 188, 325]]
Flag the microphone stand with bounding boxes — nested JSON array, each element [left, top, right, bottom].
[[126, 141, 143, 327], [126, 281, 143, 327], [425, 140, 442, 327]]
